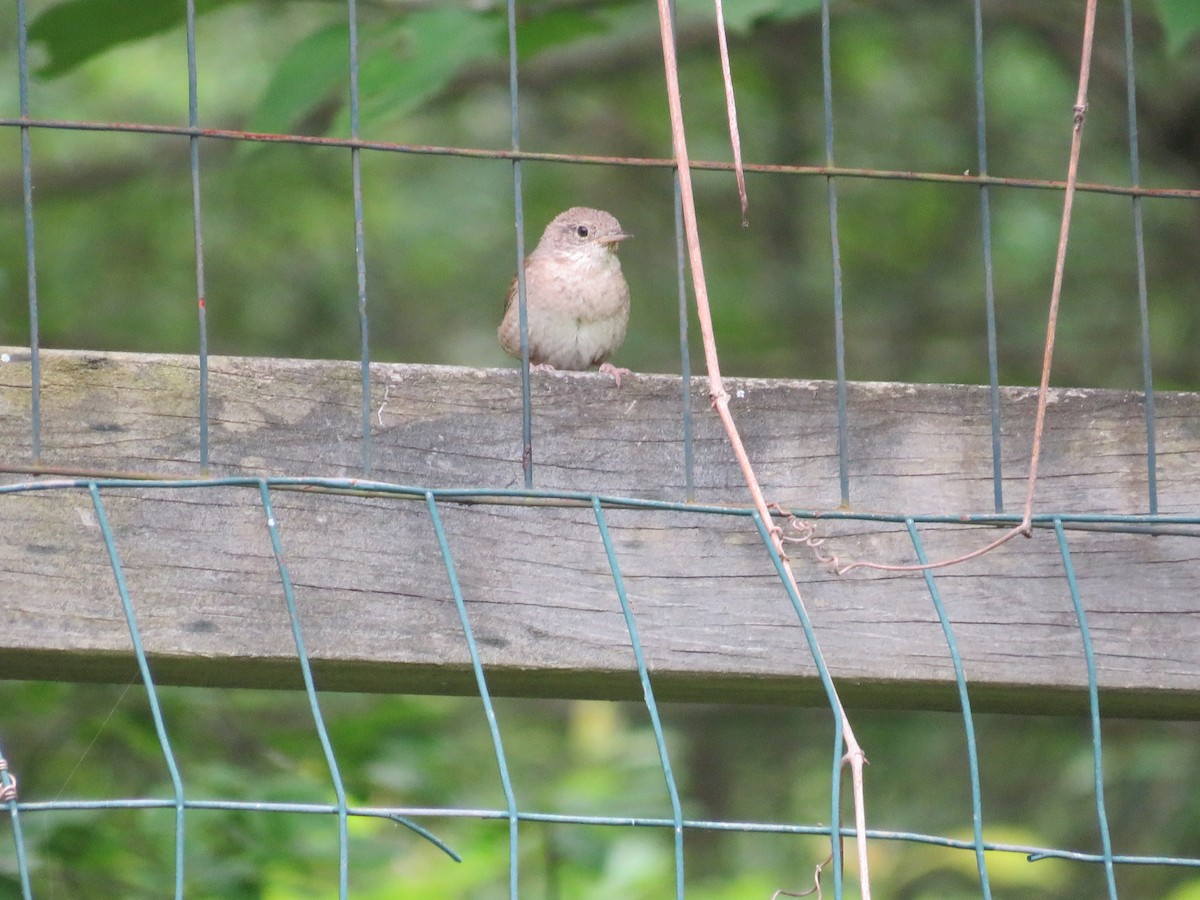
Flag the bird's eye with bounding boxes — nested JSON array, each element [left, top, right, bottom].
[[576, 225, 590, 238]]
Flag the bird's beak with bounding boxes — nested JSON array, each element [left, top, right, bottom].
[[600, 231, 632, 247]]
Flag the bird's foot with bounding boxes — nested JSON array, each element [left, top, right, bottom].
[[529, 363, 562, 376], [599, 362, 631, 387]]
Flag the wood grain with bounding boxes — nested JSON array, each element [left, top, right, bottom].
[[2, 348, 1198, 717]]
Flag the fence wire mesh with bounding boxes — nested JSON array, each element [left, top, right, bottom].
[[2, 0, 1200, 897]]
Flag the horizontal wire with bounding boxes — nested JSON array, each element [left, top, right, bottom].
[[1, 116, 1198, 201], [1, 473, 1198, 532], [8, 797, 1200, 868]]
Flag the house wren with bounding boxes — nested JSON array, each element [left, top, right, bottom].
[[498, 207, 631, 385]]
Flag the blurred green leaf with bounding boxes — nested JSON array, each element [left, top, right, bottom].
[[1165, 879, 1200, 900], [29, 0, 242, 78], [255, 8, 504, 136], [351, 8, 504, 130], [724, 0, 822, 32], [250, 21, 351, 135], [516, 6, 610, 61], [1155, 0, 1200, 55], [672, 0, 822, 33]]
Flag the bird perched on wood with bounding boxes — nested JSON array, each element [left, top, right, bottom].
[[498, 206, 632, 386]]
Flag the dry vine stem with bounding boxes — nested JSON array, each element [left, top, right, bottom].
[[712, 0, 749, 224], [797, 0, 1099, 578], [654, 1, 871, 896], [772, 849, 833, 899]]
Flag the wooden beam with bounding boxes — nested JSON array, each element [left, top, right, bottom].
[[1, 348, 1198, 718]]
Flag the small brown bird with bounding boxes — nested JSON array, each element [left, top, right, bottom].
[[498, 207, 632, 385]]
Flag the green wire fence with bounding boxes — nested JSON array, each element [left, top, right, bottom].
[[3, 0, 1200, 896], [4, 475, 1200, 896]]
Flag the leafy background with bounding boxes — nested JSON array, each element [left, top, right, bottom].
[[2, 0, 1200, 897]]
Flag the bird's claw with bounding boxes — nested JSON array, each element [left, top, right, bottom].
[[599, 362, 631, 387]]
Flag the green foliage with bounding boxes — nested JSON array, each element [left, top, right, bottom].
[[29, 0, 242, 77], [29, 0, 830, 136], [691, 0, 821, 33], [513, 6, 610, 61], [3, 686, 1199, 897], [1155, 0, 1200, 55], [250, 21, 354, 136], [250, 8, 507, 137], [350, 8, 504, 135]]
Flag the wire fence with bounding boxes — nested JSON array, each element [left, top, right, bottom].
[[3, 0, 1200, 897], [5, 476, 1200, 897]]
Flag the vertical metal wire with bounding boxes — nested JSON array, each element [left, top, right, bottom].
[[1053, 519, 1118, 898], [751, 511, 848, 896], [425, 494, 520, 897], [506, 0, 534, 489], [89, 484, 186, 900], [972, 0, 1004, 513], [258, 483, 350, 898], [591, 500, 685, 897], [1121, 0, 1157, 514], [185, 0, 209, 469], [820, 0, 850, 507], [347, 0, 372, 476], [0, 738, 32, 899], [906, 521, 991, 898], [15, 0, 40, 461]]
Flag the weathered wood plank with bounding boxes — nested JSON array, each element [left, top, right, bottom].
[[1, 348, 1198, 717]]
